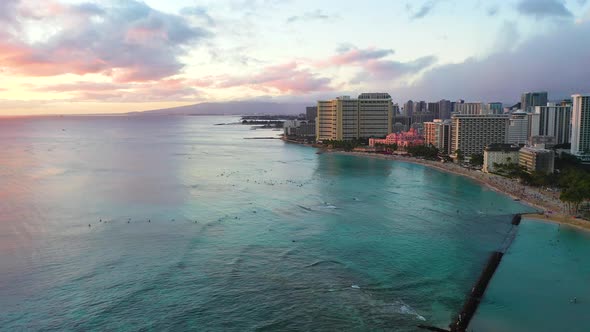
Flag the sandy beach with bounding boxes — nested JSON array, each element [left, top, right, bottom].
[[329, 151, 590, 228], [522, 213, 590, 232]]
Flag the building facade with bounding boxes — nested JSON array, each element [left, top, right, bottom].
[[284, 121, 316, 139], [316, 94, 392, 141], [519, 147, 555, 174], [368, 128, 424, 149], [531, 104, 572, 145], [521, 91, 548, 113], [404, 100, 414, 117], [317, 99, 338, 140], [483, 144, 520, 173], [424, 119, 452, 155], [451, 114, 509, 159], [486, 102, 504, 115], [358, 93, 393, 139], [454, 102, 484, 115], [507, 111, 529, 145], [306, 106, 318, 122], [427, 102, 440, 118], [438, 99, 452, 120], [570, 94, 590, 160], [413, 101, 427, 114]]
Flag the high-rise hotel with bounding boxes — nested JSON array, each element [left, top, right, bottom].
[[451, 114, 509, 158], [316, 93, 393, 141], [571, 94, 590, 161]]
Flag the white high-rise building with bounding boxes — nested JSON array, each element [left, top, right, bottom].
[[451, 114, 509, 158], [508, 111, 529, 145], [571, 94, 590, 161], [531, 104, 572, 145]]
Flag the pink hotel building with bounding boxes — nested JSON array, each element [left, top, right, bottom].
[[368, 128, 425, 148]]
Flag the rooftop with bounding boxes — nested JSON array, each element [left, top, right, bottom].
[[485, 144, 521, 152], [358, 93, 392, 100]]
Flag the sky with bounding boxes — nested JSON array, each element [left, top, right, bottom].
[[0, 0, 589, 115]]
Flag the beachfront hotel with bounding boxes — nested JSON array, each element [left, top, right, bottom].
[[519, 147, 555, 174], [316, 93, 393, 141], [368, 128, 425, 149], [570, 94, 590, 161], [451, 114, 510, 159], [482, 144, 520, 173]]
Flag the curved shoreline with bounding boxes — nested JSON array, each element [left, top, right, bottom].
[[325, 151, 590, 229], [522, 214, 590, 232], [333, 151, 547, 209]]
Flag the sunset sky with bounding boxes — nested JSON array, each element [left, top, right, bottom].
[[1, 0, 589, 115]]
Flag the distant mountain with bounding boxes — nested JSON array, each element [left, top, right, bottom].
[[136, 101, 311, 116]]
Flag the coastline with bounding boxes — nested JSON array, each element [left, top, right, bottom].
[[334, 151, 549, 209], [522, 213, 590, 232], [335, 151, 590, 232], [283, 138, 590, 231]]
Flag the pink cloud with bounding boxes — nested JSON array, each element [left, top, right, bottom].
[[34, 79, 199, 102], [215, 62, 333, 94], [320, 47, 394, 66], [0, 1, 210, 82], [312, 46, 437, 83]]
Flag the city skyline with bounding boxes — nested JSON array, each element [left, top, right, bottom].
[[1, 0, 590, 115]]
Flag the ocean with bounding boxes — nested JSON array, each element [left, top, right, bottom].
[[0, 115, 562, 331]]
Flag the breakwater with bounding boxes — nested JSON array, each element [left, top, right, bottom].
[[450, 251, 504, 332], [447, 214, 523, 332], [512, 214, 522, 225]]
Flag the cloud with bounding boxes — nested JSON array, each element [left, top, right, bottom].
[[352, 56, 437, 83], [214, 62, 333, 94], [323, 47, 395, 66], [409, 1, 438, 20], [400, 20, 590, 101], [487, 5, 499, 16], [180, 6, 215, 25], [0, 0, 18, 21], [316, 46, 436, 83], [287, 10, 336, 23], [35, 79, 200, 102], [0, 0, 210, 82], [516, 0, 573, 19]]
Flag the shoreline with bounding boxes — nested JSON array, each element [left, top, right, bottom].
[[282, 139, 590, 231], [335, 151, 547, 209], [522, 213, 590, 232], [336, 151, 590, 231]]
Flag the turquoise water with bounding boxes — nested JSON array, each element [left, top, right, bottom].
[[0, 116, 534, 331], [470, 219, 590, 332]]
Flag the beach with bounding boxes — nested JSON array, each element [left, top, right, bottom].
[[330, 151, 589, 224]]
